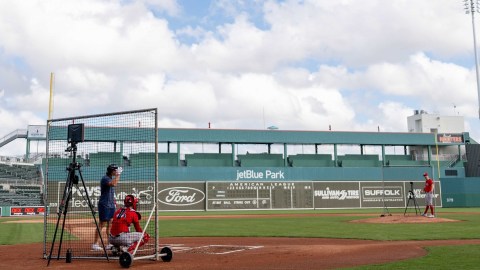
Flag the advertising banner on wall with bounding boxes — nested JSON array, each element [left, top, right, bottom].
[[158, 182, 205, 211], [47, 181, 206, 213], [207, 181, 313, 210], [406, 181, 442, 208], [27, 125, 47, 139], [314, 181, 442, 209], [10, 206, 45, 216], [47, 181, 156, 213], [436, 133, 464, 143], [47, 180, 442, 212], [360, 182, 406, 208], [313, 182, 360, 209]]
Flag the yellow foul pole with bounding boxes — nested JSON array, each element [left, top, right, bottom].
[[434, 133, 440, 217], [48, 73, 54, 120]]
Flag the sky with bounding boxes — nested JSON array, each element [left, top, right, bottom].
[[0, 0, 479, 156]]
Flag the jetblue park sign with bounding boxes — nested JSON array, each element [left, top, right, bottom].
[[235, 169, 285, 180]]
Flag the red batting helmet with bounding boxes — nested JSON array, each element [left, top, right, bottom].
[[423, 172, 428, 177], [124, 194, 138, 210]]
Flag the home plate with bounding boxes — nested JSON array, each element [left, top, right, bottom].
[[177, 245, 263, 255]]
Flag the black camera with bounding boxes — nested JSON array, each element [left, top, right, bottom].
[[67, 123, 84, 144]]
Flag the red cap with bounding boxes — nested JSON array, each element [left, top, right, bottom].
[[423, 172, 428, 177]]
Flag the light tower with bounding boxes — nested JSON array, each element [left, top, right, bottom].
[[464, 0, 480, 118]]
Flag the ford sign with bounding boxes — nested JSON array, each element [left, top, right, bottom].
[[158, 187, 205, 206]]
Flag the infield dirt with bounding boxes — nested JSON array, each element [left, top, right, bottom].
[[2, 213, 478, 269]]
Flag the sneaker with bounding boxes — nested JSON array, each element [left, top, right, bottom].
[[428, 214, 435, 218], [106, 244, 113, 250], [421, 213, 426, 217], [91, 243, 103, 251]]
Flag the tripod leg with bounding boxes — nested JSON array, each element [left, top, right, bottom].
[[404, 196, 411, 216], [46, 210, 64, 266], [78, 169, 109, 261], [47, 171, 74, 266], [57, 193, 71, 260]]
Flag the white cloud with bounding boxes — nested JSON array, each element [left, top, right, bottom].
[[1, 0, 480, 156], [363, 53, 476, 116], [263, 0, 472, 66]]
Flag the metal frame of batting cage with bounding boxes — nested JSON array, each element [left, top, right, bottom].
[[42, 108, 159, 264]]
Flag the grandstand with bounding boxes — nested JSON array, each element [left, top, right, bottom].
[[38, 149, 459, 169], [237, 153, 285, 167], [0, 184, 42, 206], [1, 111, 480, 215], [288, 154, 335, 167], [185, 153, 233, 167], [0, 163, 39, 181], [0, 162, 42, 209], [129, 152, 179, 166], [337, 154, 382, 167]]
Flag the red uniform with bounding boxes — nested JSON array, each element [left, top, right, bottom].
[[110, 207, 142, 236], [422, 173, 435, 217], [423, 178, 434, 193], [109, 195, 149, 253]]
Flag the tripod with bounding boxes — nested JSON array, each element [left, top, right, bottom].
[[403, 181, 421, 216], [47, 142, 109, 265]]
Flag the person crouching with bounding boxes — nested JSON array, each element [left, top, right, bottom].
[[109, 194, 149, 253]]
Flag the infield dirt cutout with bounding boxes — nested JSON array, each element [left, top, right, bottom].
[[2, 213, 477, 270]]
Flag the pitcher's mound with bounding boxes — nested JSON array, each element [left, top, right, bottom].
[[351, 214, 460, 224]]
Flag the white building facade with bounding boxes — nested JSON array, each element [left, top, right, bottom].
[[407, 110, 465, 134], [407, 110, 465, 161]]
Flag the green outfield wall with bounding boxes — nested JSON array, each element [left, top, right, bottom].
[[35, 125, 478, 216], [38, 165, 480, 210]]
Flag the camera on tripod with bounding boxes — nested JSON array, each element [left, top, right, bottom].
[[48, 122, 108, 265], [404, 181, 420, 216], [67, 123, 84, 144], [64, 124, 85, 185]]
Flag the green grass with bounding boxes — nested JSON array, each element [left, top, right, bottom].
[[1, 208, 479, 268], [156, 212, 480, 240], [344, 244, 480, 270], [0, 216, 77, 245], [0, 218, 44, 245]]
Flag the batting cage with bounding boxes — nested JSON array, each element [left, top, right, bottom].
[[42, 108, 170, 266]]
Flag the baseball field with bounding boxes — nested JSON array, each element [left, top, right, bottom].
[[1, 208, 479, 269]]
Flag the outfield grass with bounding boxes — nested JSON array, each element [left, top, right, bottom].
[[0, 218, 44, 245], [2, 208, 479, 242], [156, 211, 480, 240], [345, 244, 480, 270], [1, 208, 479, 268]]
